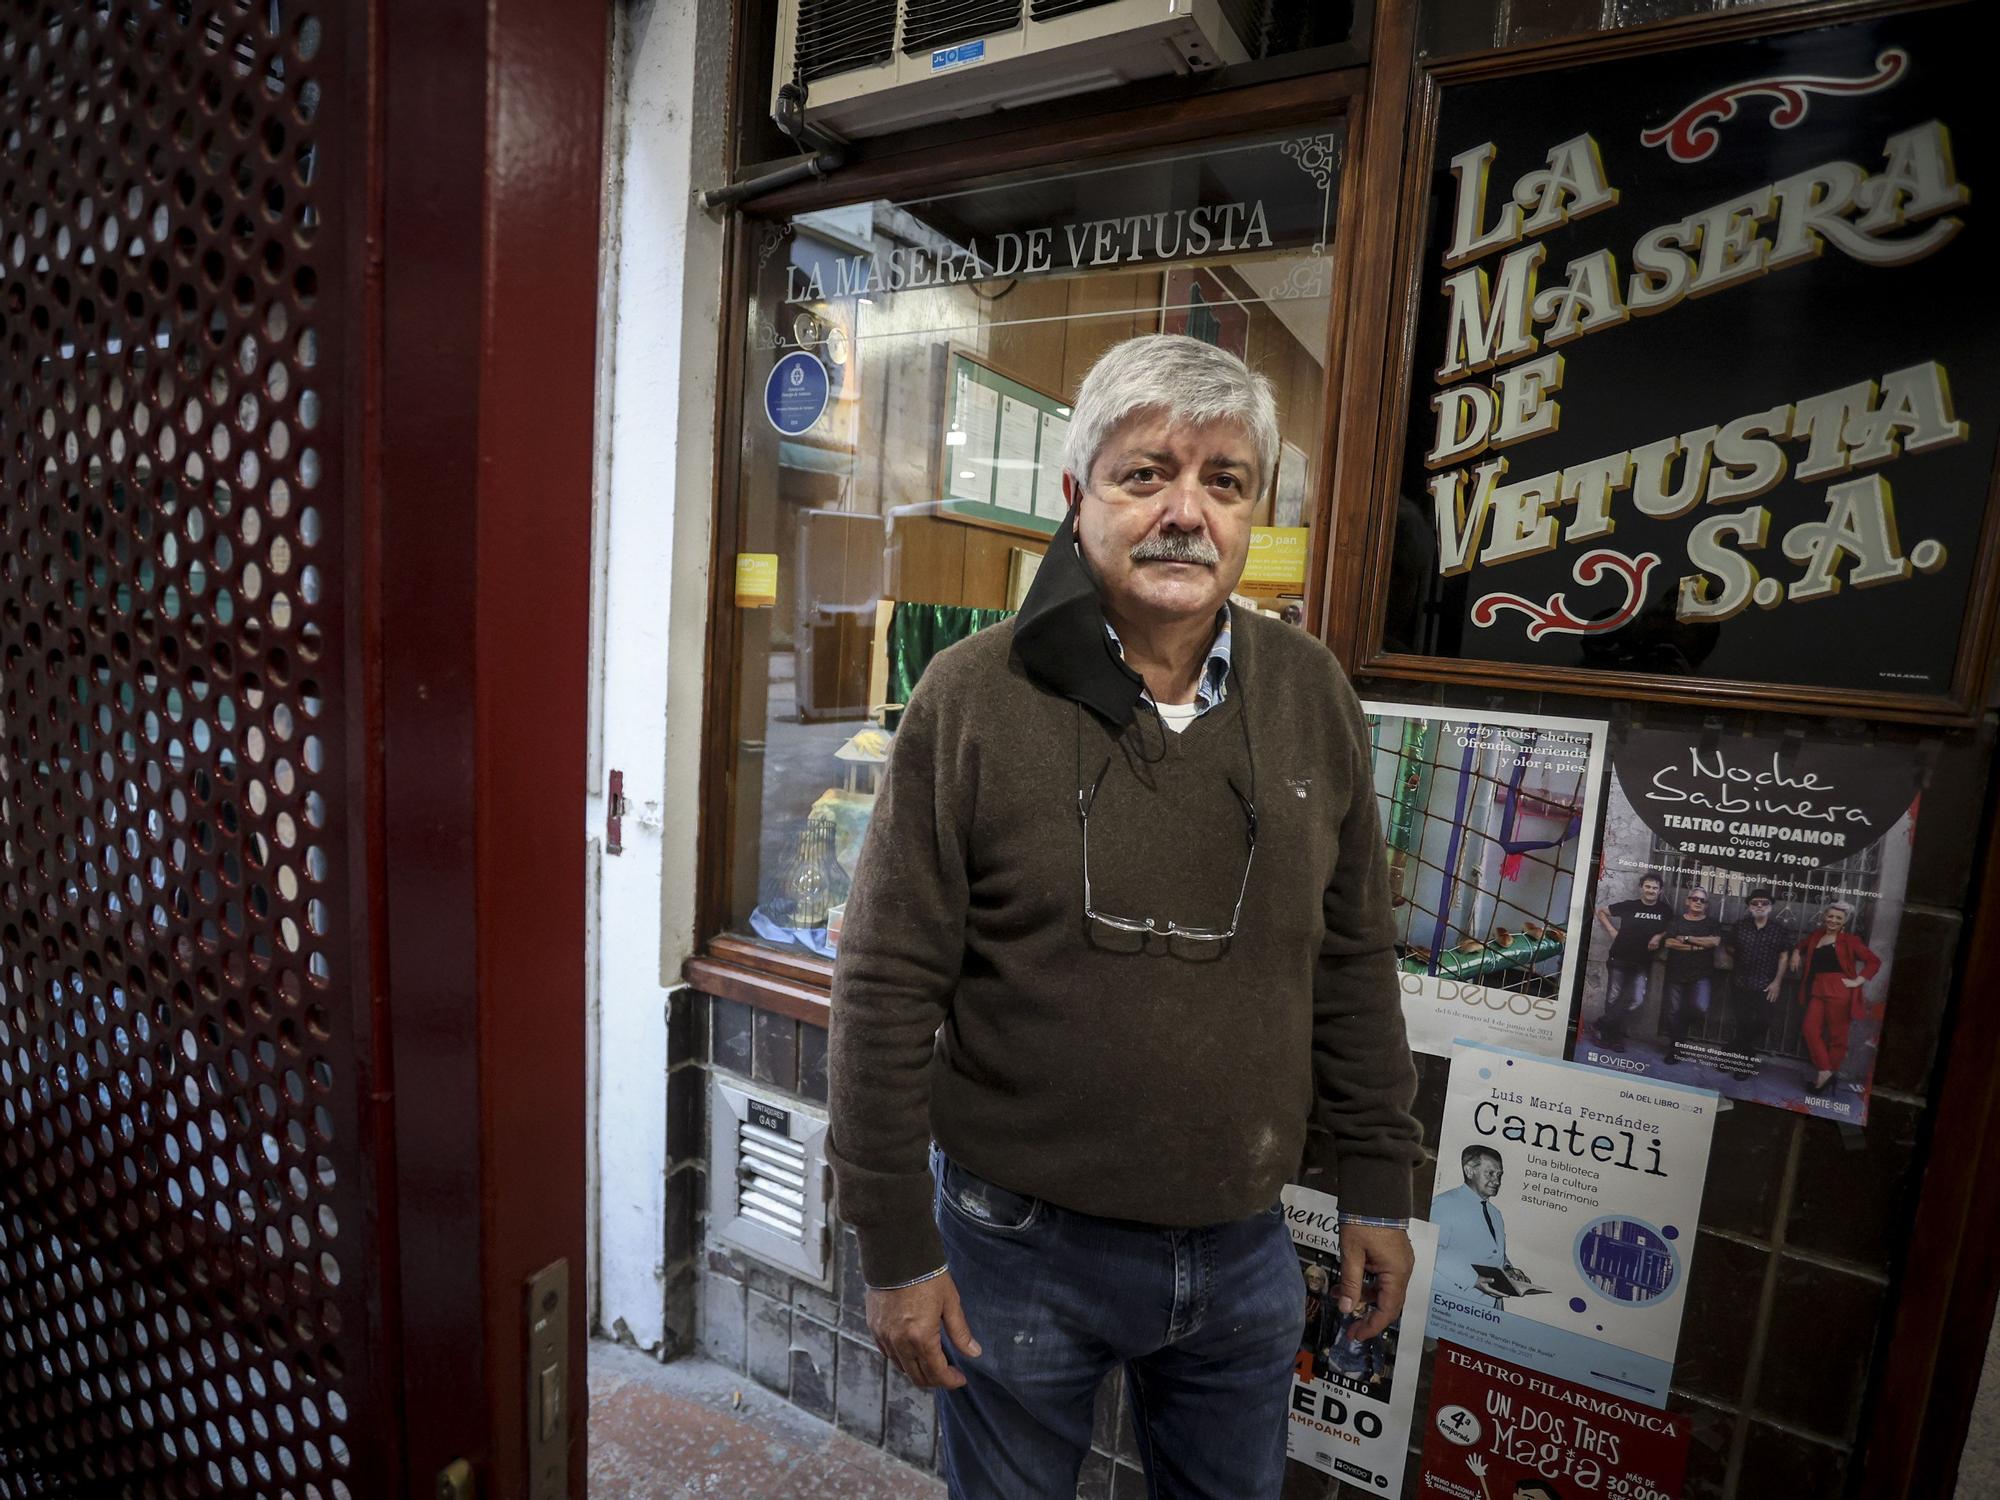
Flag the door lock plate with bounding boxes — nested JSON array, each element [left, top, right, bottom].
[[437, 1458, 475, 1500], [526, 1259, 570, 1500]]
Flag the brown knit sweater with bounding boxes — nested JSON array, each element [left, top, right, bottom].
[[828, 608, 1421, 1287]]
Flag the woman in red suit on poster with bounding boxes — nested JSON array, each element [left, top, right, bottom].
[[1790, 901, 1883, 1095]]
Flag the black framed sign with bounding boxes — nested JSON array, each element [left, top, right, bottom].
[[1363, 1, 2000, 721]]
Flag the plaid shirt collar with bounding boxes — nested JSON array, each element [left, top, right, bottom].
[[1103, 609, 1232, 716]]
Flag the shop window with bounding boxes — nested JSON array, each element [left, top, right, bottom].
[[725, 123, 1346, 956]]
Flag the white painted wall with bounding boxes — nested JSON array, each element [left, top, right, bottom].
[[585, 0, 727, 1351]]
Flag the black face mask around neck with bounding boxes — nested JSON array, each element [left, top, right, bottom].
[[1009, 508, 1147, 729]]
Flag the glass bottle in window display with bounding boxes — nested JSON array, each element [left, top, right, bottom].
[[767, 806, 845, 932]]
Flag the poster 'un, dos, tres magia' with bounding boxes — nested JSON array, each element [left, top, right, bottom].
[[1363, 702, 1609, 1062], [1419, 1342, 1693, 1500]]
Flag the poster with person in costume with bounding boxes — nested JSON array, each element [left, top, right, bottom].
[[1283, 1185, 1437, 1494], [1574, 726, 1921, 1124]]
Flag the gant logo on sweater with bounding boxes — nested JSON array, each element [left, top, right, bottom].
[[1285, 777, 1311, 799]]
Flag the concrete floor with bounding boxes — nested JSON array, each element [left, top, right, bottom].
[[1960, 1303, 2000, 1499], [588, 1340, 944, 1500]]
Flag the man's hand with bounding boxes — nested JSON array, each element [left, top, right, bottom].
[[1336, 1223, 1414, 1342], [866, 1272, 982, 1390]]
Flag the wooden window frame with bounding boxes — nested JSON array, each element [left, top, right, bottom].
[[691, 61, 1377, 1003], [1325, 6, 2000, 1495], [1323, 0, 2000, 726]]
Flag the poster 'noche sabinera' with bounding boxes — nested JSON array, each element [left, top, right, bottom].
[[1573, 727, 1920, 1125], [1378, 6, 1999, 712]]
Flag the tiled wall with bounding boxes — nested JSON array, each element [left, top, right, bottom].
[[1374, 669, 1990, 1500], [692, 995, 936, 1467], [674, 671, 1993, 1500], [678, 683, 1992, 1498], [1388, 0, 2000, 1475], [681, 994, 1171, 1494]]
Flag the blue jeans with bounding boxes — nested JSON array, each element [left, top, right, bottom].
[[932, 1151, 1301, 1500], [1598, 963, 1649, 1043], [1662, 975, 1714, 1050]]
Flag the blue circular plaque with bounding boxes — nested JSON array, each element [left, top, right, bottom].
[[764, 350, 830, 435]]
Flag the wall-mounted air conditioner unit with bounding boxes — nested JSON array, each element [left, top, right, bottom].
[[774, 0, 1257, 143]]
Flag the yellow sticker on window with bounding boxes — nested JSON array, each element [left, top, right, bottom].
[[1240, 527, 1308, 596], [735, 552, 778, 608]]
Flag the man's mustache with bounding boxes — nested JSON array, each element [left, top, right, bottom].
[[1130, 532, 1219, 567]]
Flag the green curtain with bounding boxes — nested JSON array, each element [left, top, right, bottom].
[[885, 603, 1014, 706]]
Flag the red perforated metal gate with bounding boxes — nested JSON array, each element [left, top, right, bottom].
[[0, 5, 385, 1495], [1, 0, 605, 1493]]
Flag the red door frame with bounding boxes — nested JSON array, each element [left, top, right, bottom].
[[1859, 776, 2000, 1497], [367, 0, 606, 1492]]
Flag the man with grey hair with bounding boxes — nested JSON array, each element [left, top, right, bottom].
[[830, 333, 1420, 1499]]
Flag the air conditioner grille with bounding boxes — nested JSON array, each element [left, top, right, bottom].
[[1216, 0, 1262, 54], [901, 0, 1023, 56], [1027, 0, 1119, 18], [1030, 0, 1258, 46], [737, 1119, 810, 1242], [794, 0, 898, 84]]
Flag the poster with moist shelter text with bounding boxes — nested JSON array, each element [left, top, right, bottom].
[[1363, 703, 1608, 1060]]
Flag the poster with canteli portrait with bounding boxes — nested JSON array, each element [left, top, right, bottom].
[[1363, 3, 2000, 720], [1426, 1041, 1716, 1408]]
